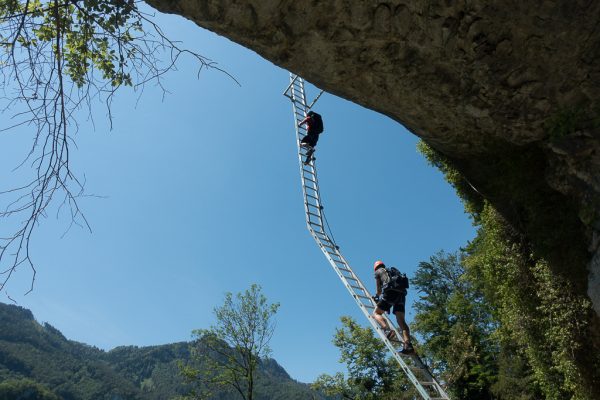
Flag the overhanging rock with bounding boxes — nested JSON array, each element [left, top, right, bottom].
[[145, 0, 600, 316]]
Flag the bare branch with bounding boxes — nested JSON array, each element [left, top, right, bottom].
[[0, 0, 237, 294]]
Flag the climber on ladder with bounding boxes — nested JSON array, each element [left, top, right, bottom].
[[285, 75, 450, 399], [298, 110, 324, 165], [372, 260, 415, 354]]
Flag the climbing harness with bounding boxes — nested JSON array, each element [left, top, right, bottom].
[[283, 74, 450, 400]]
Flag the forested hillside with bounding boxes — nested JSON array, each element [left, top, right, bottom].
[[0, 303, 322, 399]]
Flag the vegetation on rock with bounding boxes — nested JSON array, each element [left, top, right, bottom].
[[416, 141, 600, 399]]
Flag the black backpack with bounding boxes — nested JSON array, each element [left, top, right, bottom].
[[383, 267, 409, 292], [308, 111, 324, 134]]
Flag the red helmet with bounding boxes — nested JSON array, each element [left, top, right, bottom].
[[373, 260, 385, 271]]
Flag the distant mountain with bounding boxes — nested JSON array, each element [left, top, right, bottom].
[[0, 302, 323, 399]]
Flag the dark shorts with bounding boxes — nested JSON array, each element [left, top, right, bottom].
[[377, 291, 406, 314], [301, 133, 319, 147]]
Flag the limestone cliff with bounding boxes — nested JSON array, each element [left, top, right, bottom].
[[144, 0, 600, 317]]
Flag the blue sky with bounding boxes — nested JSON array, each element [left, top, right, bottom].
[[0, 11, 475, 383]]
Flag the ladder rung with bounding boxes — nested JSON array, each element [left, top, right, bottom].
[[355, 294, 371, 300], [305, 193, 319, 201], [350, 285, 365, 291], [320, 242, 336, 250], [319, 239, 335, 247], [305, 195, 319, 203], [313, 229, 328, 237], [318, 237, 334, 246], [307, 211, 321, 219], [338, 267, 353, 274], [306, 202, 320, 209], [318, 237, 335, 246], [303, 176, 317, 184], [311, 228, 326, 235]]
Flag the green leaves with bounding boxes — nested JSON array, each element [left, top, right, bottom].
[[181, 284, 280, 400], [0, 378, 61, 400], [412, 251, 500, 399], [0, 0, 141, 88], [312, 316, 416, 400]]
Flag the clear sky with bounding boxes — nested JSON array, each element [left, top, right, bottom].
[[0, 11, 475, 383]]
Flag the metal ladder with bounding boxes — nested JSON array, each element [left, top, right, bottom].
[[283, 74, 450, 400]]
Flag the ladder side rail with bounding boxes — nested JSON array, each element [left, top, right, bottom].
[[289, 76, 316, 227], [311, 225, 448, 399], [290, 78, 327, 228], [286, 73, 450, 400], [289, 76, 437, 400], [308, 236, 433, 400], [311, 189, 448, 397]]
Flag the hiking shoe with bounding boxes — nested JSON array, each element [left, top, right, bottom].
[[385, 330, 400, 343], [401, 342, 415, 355]]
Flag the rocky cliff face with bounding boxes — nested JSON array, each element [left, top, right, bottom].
[[144, 0, 600, 316]]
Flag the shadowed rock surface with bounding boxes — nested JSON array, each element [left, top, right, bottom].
[[144, 0, 600, 317]]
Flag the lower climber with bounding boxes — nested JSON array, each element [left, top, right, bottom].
[[372, 260, 415, 354]]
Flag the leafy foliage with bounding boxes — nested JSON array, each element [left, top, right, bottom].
[[412, 250, 540, 399], [464, 205, 599, 400], [412, 251, 498, 398], [417, 141, 600, 399], [180, 284, 281, 400], [312, 316, 417, 400], [0, 378, 61, 400]]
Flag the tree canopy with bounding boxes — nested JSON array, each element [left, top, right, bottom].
[[312, 316, 416, 400], [180, 284, 280, 400]]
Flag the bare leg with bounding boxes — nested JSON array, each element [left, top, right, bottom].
[[395, 311, 411, 343], [373, 308, 389, 331]]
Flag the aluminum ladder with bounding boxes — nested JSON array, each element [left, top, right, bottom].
[[283, 73, 450, 400]]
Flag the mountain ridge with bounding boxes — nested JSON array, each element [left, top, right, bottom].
[[0, 302, 323, 399]]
